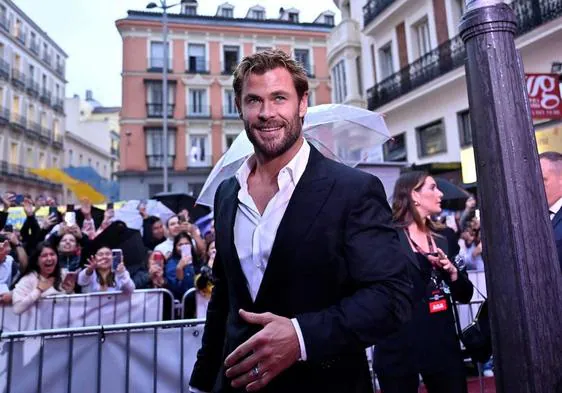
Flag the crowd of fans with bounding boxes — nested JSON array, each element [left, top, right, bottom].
[[0, 193, 215, 318]]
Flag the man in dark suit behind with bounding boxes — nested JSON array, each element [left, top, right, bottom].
[[189, 49, 412, 393], [539, 151, 562, 271]]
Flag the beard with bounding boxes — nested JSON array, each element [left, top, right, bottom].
[[244, 112, 302, 160]]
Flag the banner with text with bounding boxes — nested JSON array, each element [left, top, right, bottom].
[[525, 73, 562, 119]]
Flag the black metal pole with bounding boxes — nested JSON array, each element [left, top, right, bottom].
[[459, 2, 562, 393]]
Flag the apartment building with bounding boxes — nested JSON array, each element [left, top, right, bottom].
[[0, 0, 67, 199], [329, 0, 562, 183], [116, 1, 334, 199]]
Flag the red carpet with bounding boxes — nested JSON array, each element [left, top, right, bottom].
[[376, 377, 496, 392]]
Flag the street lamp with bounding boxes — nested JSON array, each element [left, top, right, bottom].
[[146, 1, 181, 193]]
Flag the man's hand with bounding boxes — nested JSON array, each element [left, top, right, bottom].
[[68, 224, 83, 239], [23, 197, 35, 217], [41, 214, 58, 230], [224, 310, 300, 392], [1, 193, 14, 211]]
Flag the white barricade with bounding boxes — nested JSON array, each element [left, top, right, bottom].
[[455, 270, 487, 330], [0, 319, 206, 393], [0, 289, 175, 333]]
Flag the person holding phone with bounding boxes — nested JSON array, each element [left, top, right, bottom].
[[373, 171, 473, 393], [77, 245, 135, 293], [164, 232, 196, 299]]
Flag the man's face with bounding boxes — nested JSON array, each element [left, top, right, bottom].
[[59, 234, 77, 254], [540, 158, 562, 207], [236, 67, 308, 160], [168, 217, 180, 237], [152, 220, 165, 240]]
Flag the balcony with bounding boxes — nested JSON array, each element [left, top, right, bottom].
[[11, 69, 26, 90], [52, 133, 63, 150], [53, 98, 64, 113], [39, 126, 51, 143], [327, 19, 361, 61], [27, 79, 40, 97], [55, 63, 64, 77], [147, 154, 174, 169], [185, 58, 209, 74], [40, 89, 52, 105], [42, 53, 51, 66], [111, 147, 120, 157], [366, 0, 562, 111], [10, 113, 27, 132], [363, 0, 395, 29], [30, 40, 40, 55], [223, 104, 239, 118], [16, 30, 25, 45], [146, 103, 175, 118], [0, 106, 10, 125], [147, 57, 172, 72], [27, 121, 42, 139], [187, 105, 211, 119], [0, 58, 10, 81], [0, 15, 9, 33]]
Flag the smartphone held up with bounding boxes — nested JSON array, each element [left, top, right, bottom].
[[111, 249, 123, 271]]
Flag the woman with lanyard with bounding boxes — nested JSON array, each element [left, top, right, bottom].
[[374, 171, 474, 393]]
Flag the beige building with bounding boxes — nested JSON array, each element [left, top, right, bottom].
[[0, 0, 67, 200]]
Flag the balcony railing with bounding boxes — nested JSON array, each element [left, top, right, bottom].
[[53, 98, 64, 113], [363, 0, 396, 29], [147, 154, 174, 169], [39, 126, 51, 143], [30, 40, 40, 55], [27, 121, 41, 139], [55, 63, 64, 77], [186, 58, 209, 74], [0, 58, 10, 81], [147, 57, 172, 72], [187, 105, 211, 119], [16, 30, 25, 45], [40, 89, 51, 105], [223, 104, 239, 118], [52, 133, 63, 149], [366, 0, 562, 111], [10, 113, 27, 131], [11, 69, 26, 89], [146, 103, 175, 118], [0, 106, 9, 124], [0, 15, 9, 33], [27, 79, 40, 97], [42, 53, 51, 66]]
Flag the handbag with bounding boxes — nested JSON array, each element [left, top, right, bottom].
[[452, 275, 493, 363]]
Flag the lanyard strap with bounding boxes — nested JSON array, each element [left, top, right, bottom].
[[405, 228, 435, 254]]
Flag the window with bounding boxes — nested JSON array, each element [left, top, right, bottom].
[[294, 49, 312, 76], [452, 0, 465, 30], [96, 161, 100, 171], [413, 18, 431, 58], [79, 154, 83, 165], [28, 104, 34, 122], [224, 89, 237, 117], [252, 10, 265, 19], [68, 149, 73, 166], [183, 5, 196, 15], [39, 151, 46, 169], [88, 157, 92, 167], [417, 120, 447, 157], [256, 46, 271, 52], [26, 147, 34, 167], [146, 81, 176, 117], [356, 56, 363, 96], [150, 41, 170, 70], [383, 133, 407, 162], [225, 134, 237, 151], [379, 43, 394, 79], [12, 95, 20, 116], [9, 142, 18, 164], [55, 84, 60, 100], [187, 44, 206, 73], [223, 45, 239, 74], [188, 135, 211, 167], [42, 74, 47, 90], [331, 60, 347, 103], [307, 90, 314, 107], [103, 164, 107, 177], [188, 89, 208, 116], [289, 12, 299, 23], [53, 119, 60, 136], [324, 15, 335, 25], [53, 156, 58, 168], [146, 128, 176, 168], [28, 64, 34, 82], [458, 110, 472, 147], [222, 8, 233, 18]]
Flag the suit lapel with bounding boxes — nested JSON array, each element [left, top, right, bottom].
[[552, 209, 562, 231], [398, 230, 422, 271], [254, 148, 335, 308]]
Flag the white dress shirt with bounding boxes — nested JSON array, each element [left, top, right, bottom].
[[549, 197, 562, 220], [189, 140, 310, 393]]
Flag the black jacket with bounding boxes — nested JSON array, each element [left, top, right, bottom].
[[374, 229, 473, 376], [189, 146, 413, 393]]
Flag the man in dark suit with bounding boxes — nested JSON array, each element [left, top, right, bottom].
[[189, 49, 412, 393], [539, 151, 562, 271]]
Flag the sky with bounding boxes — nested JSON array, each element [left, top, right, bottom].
[[14, 0, 340, 107]]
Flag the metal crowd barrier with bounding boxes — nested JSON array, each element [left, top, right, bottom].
[[180, 288, 197, 319], [0, 289, 175, 333], [0, 319, 206, 393]]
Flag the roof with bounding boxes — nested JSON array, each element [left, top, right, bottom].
[[121, 10, 335, 31], [92, 107, 121, 114]]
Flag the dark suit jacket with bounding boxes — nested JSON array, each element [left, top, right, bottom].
[[374, 229, 473, 376], [552, 209, 562, 272], [189, 146, 413, 393]]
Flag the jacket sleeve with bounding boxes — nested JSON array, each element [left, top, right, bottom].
[[446, 270, 474, 304], [189, 183, 230, 392], [0, 211, 7, 231], [116, 270, 135, 293], [12, 274, 42, 315], [295, 175, 413, 362]]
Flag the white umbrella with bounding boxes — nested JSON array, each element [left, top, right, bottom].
[[196, 104, 390, 207], [113, 199, 175, 232]]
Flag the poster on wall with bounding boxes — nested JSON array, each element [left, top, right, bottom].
[[525, 73, 562, 119]]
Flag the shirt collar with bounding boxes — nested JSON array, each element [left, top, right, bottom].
[[235, 138, 310, 189], [549, 197, 562, 215]]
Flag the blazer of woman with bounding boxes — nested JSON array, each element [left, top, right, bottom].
[[374, 228, 473, 376]]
